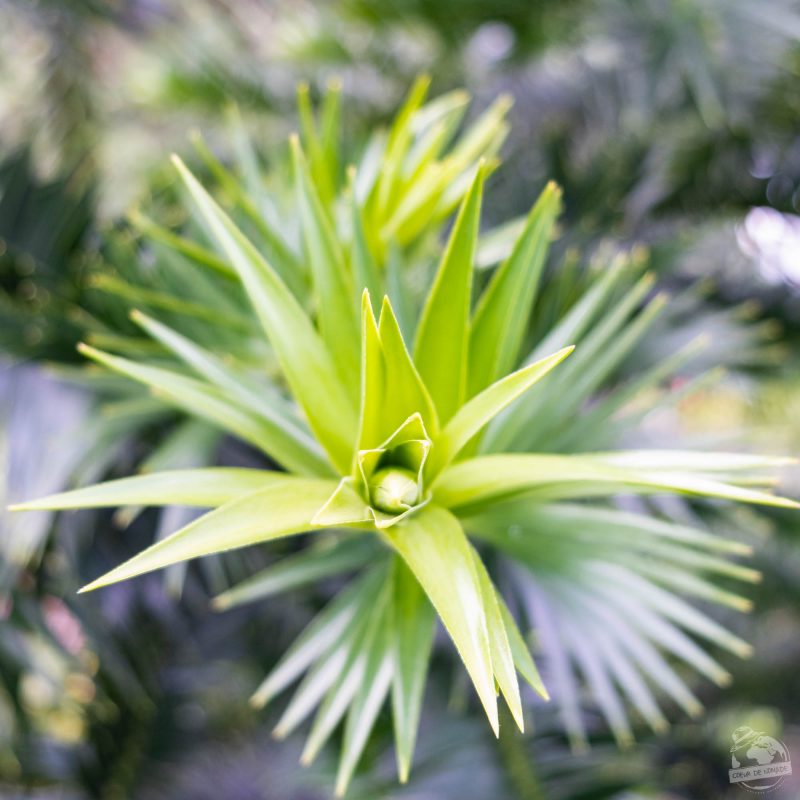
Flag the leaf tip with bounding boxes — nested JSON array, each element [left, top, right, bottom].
[[248, 692, 267, 710], [209, 594, 229, 612], [170, 152, 186, 171], [397, 760, 410, 784], [271, 725, 287, 741]]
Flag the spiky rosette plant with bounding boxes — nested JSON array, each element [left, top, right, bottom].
[[12, 85, 798, 795]]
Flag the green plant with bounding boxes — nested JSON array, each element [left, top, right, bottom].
[[12, 83, 797, 796]]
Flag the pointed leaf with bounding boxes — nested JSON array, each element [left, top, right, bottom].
[[378, 296, 439, 437], [172, 156, 357, 474], [336, 596, 395, 796], [496, 597, 548, 700], [470, 549, 524, 731], [391, 558, 435, 783], [299, 576, 391, 760], [291, 136, 360, 388], [10, 468, 273, 512], [311, 478, 371, 527], [414, 165, 484, 423], [78, 479, 337, 592], [469, 182, 562, 394], [427, 346, 573, 478], [250, 567, 387, 708], [77, 344, 323, 469], [211, 536, 378, 610], [349, 185, 382, 304], [131, 311, 330, 476], [435, 454, 800, 514], [357, 291, 388, 450], [381, 505, 498, 735]]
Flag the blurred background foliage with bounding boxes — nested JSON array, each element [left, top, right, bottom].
[[0, 0, 798, 797]]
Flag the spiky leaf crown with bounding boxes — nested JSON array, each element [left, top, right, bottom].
[[13, 79, 797, 795]]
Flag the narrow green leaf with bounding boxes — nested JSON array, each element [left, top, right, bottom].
[[277, 600, 373, 741], [250, 567, 386, 708], [9, 468, 273, 512], [128, 209, 236, 279], [427, 346, 574, 479], [211, 536, 378, 611], [349, 181, 382, 305], [593, 450, 796, 475], [414, 165, 484, 423], [189, 131, 305, 296], [89, 274, 251, 332], [381, 505, 498, 735], [320, 79, 342, 201], [470, 549, 524, 731], [378, 295, 439, 437], [298, 576, 391, 760], [448, 94, 513, 172], [496, 597, 548, 700], [385, 242, 414, 341], [391, 558, 436, 783], [335, 591, 395, 796], [469, 182, 562, 394], [77, 479, 337, 592], [357, 291, 388, 450], [291, 136, 360, 388], [77, 344, 318, 466], [475, 216, 526, 269], [375, 75, 431, 220], [435, 454, 800, 514], [173, 156, 357, 473], [131, 311, 331, 476], [311, 478, 371, 527]]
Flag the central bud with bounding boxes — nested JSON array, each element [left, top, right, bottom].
[[370, 466, 420, 514]]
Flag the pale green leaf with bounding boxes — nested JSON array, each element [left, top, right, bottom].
[[356, 291, 388, 450], [9, 468, 273, 512], [128, 209, 236, 280], [298, 576, 391, 761], [390, 557, 435, 783], [335, 589, 395, 796], [427, 346, 574, 479], [349, 185, 382, 305], [173, 156, 357, 473], [414, 165, 484, 423], [470, 548, 524, 731], [469, 182, 562, 394], [375, 75, 431, 221], [276, 599, 373, 742], [496, 597, 548, 700], [189, 131, 305, 296], [311, 478, 371, 527], [77, 344, 320, 467], [78, 479, 337, 593], [381, 505, 498, 735], [292, 135, 360, 388], [130, 310, 331, 476], [435, 454, 800, 514], [378, 296, 439, 437], [250, 568, 386, 708], [211, 535, 378, 611]]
